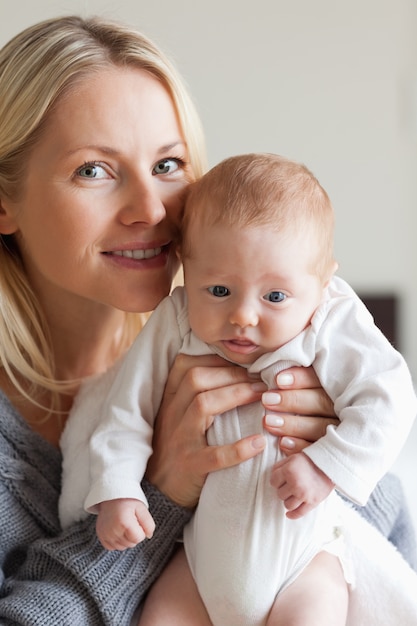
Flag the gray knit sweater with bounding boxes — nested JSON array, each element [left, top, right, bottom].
[[0, 389, 415, 625], [0, 391, 192, 625]]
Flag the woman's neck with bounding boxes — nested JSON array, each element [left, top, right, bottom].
[[46, 295, 128, 381], [53, 316, 126, 382]]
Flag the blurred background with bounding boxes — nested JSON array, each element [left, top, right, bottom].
[[1, 0, 416, 526]]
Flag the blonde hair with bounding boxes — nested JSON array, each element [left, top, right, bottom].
[[0, 15, 207, 412], [182, 153, 335, 280]]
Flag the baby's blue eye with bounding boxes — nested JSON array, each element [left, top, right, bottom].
[[264, 291, 286, 303], [208, 285, 230, 297]]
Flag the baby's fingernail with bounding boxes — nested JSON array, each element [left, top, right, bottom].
[[262, 392, 281, 405], [281, 437, 295, 449], [277, 372, 294, 386], [265, 414, 284, 427]]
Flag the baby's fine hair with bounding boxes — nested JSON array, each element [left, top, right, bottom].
[[182, 153, 336, 279]]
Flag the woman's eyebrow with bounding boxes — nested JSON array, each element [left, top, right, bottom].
[[156, 140, 187, 154], [64, 140, 186, 157], [64, 145, 119, 157]]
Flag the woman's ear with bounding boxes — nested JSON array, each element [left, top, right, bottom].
[[0, 196, 19, 234]]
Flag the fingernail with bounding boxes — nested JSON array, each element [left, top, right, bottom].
[[262, 392, 281, 405], [252, 435, 266, 449], [265, 414, 284, 427], [277, 372, 294, 386], [281, 437, 295, 449]]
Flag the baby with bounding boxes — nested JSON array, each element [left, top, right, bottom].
[[60, 153, 417, 626]]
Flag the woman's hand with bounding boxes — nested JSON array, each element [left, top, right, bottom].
[[262, 366, 338, 454], [146, 353, 267, 508]]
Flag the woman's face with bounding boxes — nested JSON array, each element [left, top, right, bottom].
[[0, 67, 191, 313]]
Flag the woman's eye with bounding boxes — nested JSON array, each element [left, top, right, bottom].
[[264, 291, 286, 303], [208, 285, 230, 297], [153, 158, 182, 175], [76, 163, 108, 179]]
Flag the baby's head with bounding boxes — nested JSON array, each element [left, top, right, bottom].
[[182, 153, 336, 283], [180, 153, 338, 365]]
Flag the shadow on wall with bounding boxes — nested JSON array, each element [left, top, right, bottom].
[[358, 294, 398, 349]]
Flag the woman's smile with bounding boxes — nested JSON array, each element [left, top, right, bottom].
[[104, 242, 173, 269], [112, 247, 163, 260]]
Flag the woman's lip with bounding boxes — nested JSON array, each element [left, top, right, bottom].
[[103, 242, 172, 269], [104, 242, 171, 259]]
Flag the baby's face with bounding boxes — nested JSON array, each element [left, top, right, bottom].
[[183, 221, 327, 365]]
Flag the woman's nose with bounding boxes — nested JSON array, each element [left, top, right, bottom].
[[119, 176, 166, 226]]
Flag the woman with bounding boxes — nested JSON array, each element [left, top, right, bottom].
[[0, 15, 414, 625]]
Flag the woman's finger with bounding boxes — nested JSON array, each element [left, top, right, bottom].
[[187, 380, 266, 432], [275, 366, 321, 390], [263, 413, 339, 442], [164, 353, 247, 395], [198, 435, 266, 475], [163, 354, 262, 426], [278, 436, 311, 455], [263, 387, 336, 418], [268, 366, 336, 418]]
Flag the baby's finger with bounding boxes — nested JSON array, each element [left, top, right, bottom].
[[100, 536, 130, 551], [281, 494, 303, 512], [122, 525, 145, 545], [139, 512, 156, 540], [286, 502, 312, 519]]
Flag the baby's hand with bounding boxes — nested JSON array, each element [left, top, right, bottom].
[[96, 498, 155, 551], [270, 453, 334, 519]]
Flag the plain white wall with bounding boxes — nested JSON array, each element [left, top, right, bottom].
[[1, 0, 417, 380]]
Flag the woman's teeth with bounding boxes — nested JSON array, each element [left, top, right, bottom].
[[113, 247, 162, 260]]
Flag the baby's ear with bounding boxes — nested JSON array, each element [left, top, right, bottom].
[[323, 261, 339, 288], [0, 197, 19, 235]]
